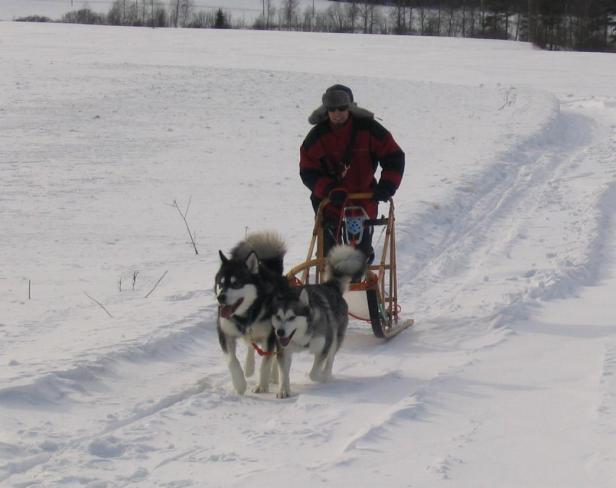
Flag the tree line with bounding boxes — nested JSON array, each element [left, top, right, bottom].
[[527, 0, 616, 51], [16, 0, 616, 52]]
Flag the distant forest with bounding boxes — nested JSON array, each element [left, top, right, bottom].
[[16, 0, 616, 52]]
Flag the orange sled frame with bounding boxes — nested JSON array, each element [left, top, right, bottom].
[[286, 193, 414, 338]]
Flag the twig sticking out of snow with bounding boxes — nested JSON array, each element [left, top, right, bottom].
[[119, 271, 140, 292], [145, 271, 168, 298], [84, 292, 113, 318], [170, 197, 199, 255]]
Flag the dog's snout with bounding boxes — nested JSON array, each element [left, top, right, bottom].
[[276, 328, 285, 337], [217, 293, 226, 304]]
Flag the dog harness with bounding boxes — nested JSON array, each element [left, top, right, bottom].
[[251, 342, 275, 357]]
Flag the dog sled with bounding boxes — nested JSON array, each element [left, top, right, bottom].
[[286, 193, 414, 339]]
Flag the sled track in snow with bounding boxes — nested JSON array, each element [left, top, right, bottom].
[[0, 309, 215, 407], [396, 98, 616, 336], [0, 378, 217, 483], [0, 309, 240, 484], [589, 339, 616, 485]]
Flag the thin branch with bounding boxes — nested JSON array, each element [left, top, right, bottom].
[[184, 195, 192, 217], [145, 270, 168, 298], [171, 198, 199, 255], [84, 292, 113, 318]]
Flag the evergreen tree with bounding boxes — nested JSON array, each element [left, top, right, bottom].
[[214, 8, 229, 28]]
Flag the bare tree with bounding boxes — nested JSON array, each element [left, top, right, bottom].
[[392, 0, 411, 34], [358, 0, 377, 33], [263, 0, 276, 28], [169, 0, 193, 27], [442, 0, 457, 36], [281, 0, 299, 29], [327, 2, 348, 32], [346, 1, 359, 32], [417, 0, 427, 34], [179, 0, 193, 26], [528, 0, 538, 43]]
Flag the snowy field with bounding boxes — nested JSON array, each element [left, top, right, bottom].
[[1, 20, 616, 487]]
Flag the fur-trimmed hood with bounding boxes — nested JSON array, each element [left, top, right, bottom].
[[308, 103, 375, 125]]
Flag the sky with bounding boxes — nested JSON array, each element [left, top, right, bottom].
[[1, 18, 616, 488]]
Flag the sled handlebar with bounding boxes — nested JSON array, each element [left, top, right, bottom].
[[320, 193, 393, 208], [346, 192, 373, 200], [324, 193, 393, 204]]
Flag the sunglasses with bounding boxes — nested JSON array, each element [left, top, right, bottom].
[[327, 106, 349, 112]]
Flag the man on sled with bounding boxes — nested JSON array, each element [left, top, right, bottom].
[[299, 84, 405, 265]]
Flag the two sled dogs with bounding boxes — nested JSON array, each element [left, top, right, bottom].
[[215, 231, 365, 398]]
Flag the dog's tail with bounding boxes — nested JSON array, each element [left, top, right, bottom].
[[324, 245, 367, 294], [231, 231, 287, 275]]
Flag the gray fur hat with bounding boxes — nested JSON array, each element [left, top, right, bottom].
[[308, 84, 374, 125], [322, 84, 354, 108]]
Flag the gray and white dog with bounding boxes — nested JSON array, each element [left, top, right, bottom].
[[215, 231, 287, 395], [272, 245, 366, 398]]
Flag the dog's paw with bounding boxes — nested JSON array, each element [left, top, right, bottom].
[[309, 370, 325, 383], [253, 384, 269, 394], [231, 375, 247, 395], [276, 389, 291, 399]]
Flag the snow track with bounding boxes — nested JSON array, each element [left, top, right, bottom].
[[402, 97, 616, 340]]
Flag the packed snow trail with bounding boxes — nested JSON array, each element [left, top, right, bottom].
[[402, 97, 616, 330]]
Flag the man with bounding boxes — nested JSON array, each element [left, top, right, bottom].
[[299, 84, 405, 261]]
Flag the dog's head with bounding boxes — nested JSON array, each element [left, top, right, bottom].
[[272, 289, 310, 347], [215, 250, 260, 319]]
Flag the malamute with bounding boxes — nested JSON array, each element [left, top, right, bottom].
[[272, 245, 366, 398], [215, 231, 287, 395]]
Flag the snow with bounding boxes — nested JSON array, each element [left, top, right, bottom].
[[1, 19, 616, 487]]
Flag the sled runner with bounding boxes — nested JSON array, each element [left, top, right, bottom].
[[286, 193, 414, 338]]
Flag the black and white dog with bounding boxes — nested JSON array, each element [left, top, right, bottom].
[[272, 245, 366, 398], [215, 231, 287, 395]]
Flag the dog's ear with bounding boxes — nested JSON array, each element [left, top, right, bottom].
[[219, 250, 229, 263], [299, 288, 310, 306], [245, 251, 260, 274]]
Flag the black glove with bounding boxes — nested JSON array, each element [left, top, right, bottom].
[[372, 182, 393, 202], [328, 187, 348, 207]]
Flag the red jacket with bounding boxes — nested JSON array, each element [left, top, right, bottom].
[[300, 113, 405, 219]]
